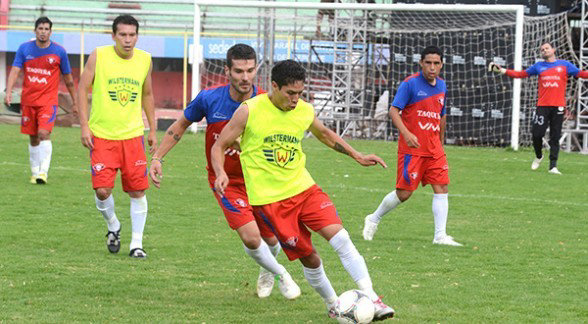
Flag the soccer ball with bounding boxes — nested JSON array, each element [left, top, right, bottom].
[[333, 289, 375, 324]]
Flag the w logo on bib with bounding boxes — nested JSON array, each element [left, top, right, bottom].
[[263, 148, 295, 167], [108, 89, 138, 107]]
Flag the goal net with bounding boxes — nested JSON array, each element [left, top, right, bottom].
[[193, 1, 577, 149]]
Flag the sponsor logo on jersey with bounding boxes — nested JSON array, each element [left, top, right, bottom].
[[107, 78, 140, 107], [284, 236, 298, 248], [47, 57, 56, 65], [263, 147, 296, 167], [93, 163, 106, 172], [542, 82, 559, 88], [418, 121, 440, 131], [417, 110, 441, 120], [213, 112, 227, 119], [26, 67, 51, 75], [27, 76, 48, 84], [417, 90, 427, 97], [541, 75, 560, 80], [234, 198, 247, 208]]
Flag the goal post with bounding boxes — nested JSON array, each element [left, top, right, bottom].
[[192, 0, 536, 150]]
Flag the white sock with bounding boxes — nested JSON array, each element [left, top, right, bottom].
[[329, 229, 378, 301], [432, 193, 449, 239], [303, 263, 337, 307], [369, 190, 402, 223], [130, 196, 148, 250], [28, 144, 40, 177], [267, 242, 281, 257], [95, 194, 120, 232], [38, 140, 52, 175], [244, 241, 286, 275]]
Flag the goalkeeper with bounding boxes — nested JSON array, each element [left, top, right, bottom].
[[489, 42, 588, 174]]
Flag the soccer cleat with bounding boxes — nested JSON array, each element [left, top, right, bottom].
[[129, 248, 147, 259], [373, 297, 395, 321], [105, 229, 121, 253], [548, 167, 562, 175], [256, 267, 275, 298], [327, 305, 338, 319], [30, 176, 37, 184], [362, 215, 379, 241], [36, 173, 47, 184], [433, 235, 463, 247], [277, 272, 301, 300], [531, 156, 543, 170]]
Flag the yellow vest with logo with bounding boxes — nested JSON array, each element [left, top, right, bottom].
[[89, 45, 151, 140], [240, 93, 316, 205]]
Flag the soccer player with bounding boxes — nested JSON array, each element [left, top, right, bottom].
[[211, 59, 395, 320], [362, 46, 462, 247], [5, 17, 77, 184], [149, 44, 301, 299], [489, 42, 588, 175], [78, 15, 157, 259]]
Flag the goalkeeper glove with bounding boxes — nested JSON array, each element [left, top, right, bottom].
[[488, 62, 506, 74]]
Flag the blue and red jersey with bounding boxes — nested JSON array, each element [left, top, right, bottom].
[[506, 60, 587, 107], [392, 71, 446, 157], [184, 84, 263, 184], [12, 41, 71, 106]]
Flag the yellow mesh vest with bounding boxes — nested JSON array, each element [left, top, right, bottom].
[[240, 93, 316, 205], [89, 46, 150, 140]]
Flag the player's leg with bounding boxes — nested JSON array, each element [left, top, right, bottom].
[[299, 251, 339, 316], [121, 136, 150, 258], [21, 105, 40, 183], [531, 107, 549, 170], [363, 153, 419, 240], [35, 105, 58, 183], [91, 137, 121, 253], [547, 107, 564, 174], [303, 186, 395, 320]]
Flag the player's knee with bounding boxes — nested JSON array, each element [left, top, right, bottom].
[[396, 189, 412, 202], [299, 252, 322, 268], [37, 130, 51, 141], [95, 188, 112, 200], [263, 235, 279, 246], [241, 235, 262, 249], [29, 135, 40, 146]]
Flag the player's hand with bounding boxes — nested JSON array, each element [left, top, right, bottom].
[[80, 125, 94, 150], [149, 160, 163, 188], [214, 172, 229, 197], [488, 62, 505, 74], [4, 92, 11, 107], [148, 130, 158, 155], [356, 153, 387, 168], [404, 131, 420, 148]]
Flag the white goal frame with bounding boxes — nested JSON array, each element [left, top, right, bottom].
[[193, 0, 525, 150]]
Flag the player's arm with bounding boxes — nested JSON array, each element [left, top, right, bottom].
[[62, 73, 78, 118], [211, 104, 249, 196], [149, 115, 193, 188], [389, 106, 419, 148], [4, 66, 21, 106], [308, 115, 387, 168], [142, 60, 157, 154], [489, 61, 529, 78], [78, 49, 97, 150], [439, 115, 446, 145]]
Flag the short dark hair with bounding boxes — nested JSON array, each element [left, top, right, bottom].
[[112, 15, 139, 34], [271, 60, 306, 88], [541, 41, 554, 48], [35, 17, 52, 29], [226, 44, 257, 68], [421, 46, 443, 61]]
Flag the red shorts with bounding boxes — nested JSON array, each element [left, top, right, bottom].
[[253, 185, 342, 261], [396, 154, 449, 191], [208, 178, 274, 238], [20, 105, 58, 135], [91, 136, 149, 192]]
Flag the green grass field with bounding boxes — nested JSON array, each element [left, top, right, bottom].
[[1, 123, 587, 323]]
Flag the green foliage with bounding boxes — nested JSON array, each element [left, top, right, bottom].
[[1, 124, 587, 323]]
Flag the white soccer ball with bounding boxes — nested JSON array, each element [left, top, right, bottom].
[[333, 289, 375, 324]]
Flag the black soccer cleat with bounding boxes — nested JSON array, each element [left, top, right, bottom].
[[129, 248, 147, 259], [105, 229, 121, 253]]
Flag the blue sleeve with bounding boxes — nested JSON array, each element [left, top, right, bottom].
[[525, 63, 539, 76], [565, 61, 579, 77], [12, 45, 25, 68], [183, 91, 206, 122], [440, 81, 447, 117], [391, 81, 411, 110], [59, 48, 72, 75]]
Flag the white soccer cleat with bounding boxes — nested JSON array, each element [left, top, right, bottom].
[[432, 235, 463, 247], [256, 267, 274, 298], [548, 167, 562, 175], [531, 156, 543, 170], [277, 272, 301, 300], [373, 297, 395, 321], [362, 215, 379, 241]]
